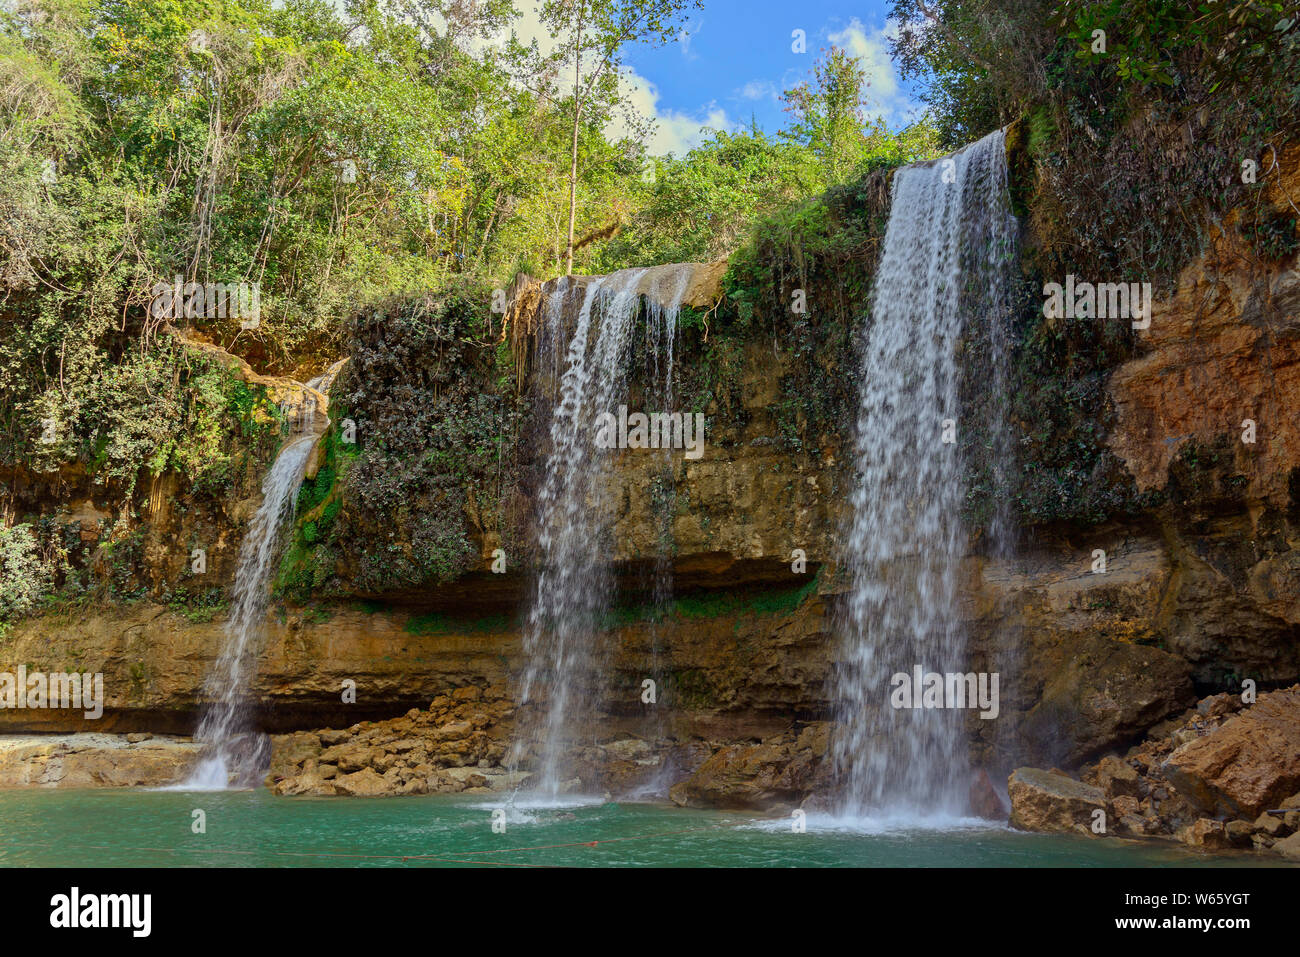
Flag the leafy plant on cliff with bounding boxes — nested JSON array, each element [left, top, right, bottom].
[[277, 282, 528, 598], [0, 524, 54, 629]]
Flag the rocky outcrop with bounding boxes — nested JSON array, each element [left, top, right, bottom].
[[0, 733, 196, 788], [1274, 831, 1300, 862], [166, 325, 330, 436], [268, 684, 517, 797], [667, 723, 830, 812], [0, 603, 519, 733], [969, 524, 1297, 769], [1106, 148, 1300, 509], [1015, 632, 1195, 766], [1016, 685, 1300, 860], [1007, 767, 1106, 835], [1163, 687, 1300, 818]]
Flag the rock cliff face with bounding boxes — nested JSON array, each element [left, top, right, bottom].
[[1, 144, 1296, 839]]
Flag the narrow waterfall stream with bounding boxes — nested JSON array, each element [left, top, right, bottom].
[[186, 387, 327, 789], [512, 265, 690, 798], [833, 129, 1016, 818], [637, 266, 690, 789]]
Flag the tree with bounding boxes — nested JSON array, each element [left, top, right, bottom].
[[537, 0, 700, 275], [780, 46, 872, 185]]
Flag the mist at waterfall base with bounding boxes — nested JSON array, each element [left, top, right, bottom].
[[182, 424, 322, 790], [831, 129, 1017, 824], [509, 265, 689, 802]]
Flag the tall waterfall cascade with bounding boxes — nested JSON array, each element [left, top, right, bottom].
[[833, 128, 1017, 817], [186, 386, 328, 789], [511, 263, 693, 798]]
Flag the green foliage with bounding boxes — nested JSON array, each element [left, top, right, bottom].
[[534, 0, 703, 273], [276, 282, 526, 599], [692, 152, 926, 452], [1055, 0, 1297, 92], [1240, 209, 1300, 261], [166, 586, 227, 623], [0, 0, 712, 392], [891, 0, 1300, 292], [0, 525, 54, 625], [781, 46, 876, 183], [404, 611, 512, 635], [602, 576, 819, 627], [597, 130, 823, 268]]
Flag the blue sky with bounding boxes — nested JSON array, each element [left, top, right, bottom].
[[508, 0, 924, 156], [620, 0, 921, 153]]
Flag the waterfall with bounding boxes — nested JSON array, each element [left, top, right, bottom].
[[186, 392, 324, 789], [832, 129, 1016, 818], [512, 264, 690, 798], [633, 265, 689, 794]]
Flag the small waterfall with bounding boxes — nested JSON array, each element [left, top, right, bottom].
[[833, 129, 1016, 818], [637, 265, 689, 788], [186, 390, 324, 789], [512, 264, 690, 798]]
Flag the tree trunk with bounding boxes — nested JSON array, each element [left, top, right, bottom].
[[564, 3, 585, 276]]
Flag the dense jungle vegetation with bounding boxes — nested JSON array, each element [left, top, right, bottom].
[[2, 0, 1298, 623]]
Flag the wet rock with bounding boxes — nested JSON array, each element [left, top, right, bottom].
[[1018, 635, 1195, 766], [1007, 767, 1105, 835], [1272, 831, 1300, 862], [334, 767, 390, 796], [1255, 812, 1288, 838], [668, 734, 825, 812], [0, 733, 198, 788], [603, 738, 654, 762], [1225, 820, 1254, 847], [968, 768, 1007, 820], [1178, 818, 1232, 850]]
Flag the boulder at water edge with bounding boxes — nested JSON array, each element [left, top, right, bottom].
[[1007, 767, 1105, 835]]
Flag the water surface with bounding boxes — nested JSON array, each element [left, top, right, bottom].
[[0, 790, 1282, 868]]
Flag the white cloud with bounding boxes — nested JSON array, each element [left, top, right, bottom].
[[467, 7, 733, 157], [825, 18, 920, 127], [736, 79, 779, 103], [489, 9, 730, 158], [611, 68, 732, 157], [675, 16, 703, 60]]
